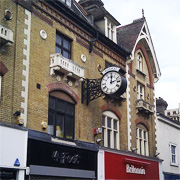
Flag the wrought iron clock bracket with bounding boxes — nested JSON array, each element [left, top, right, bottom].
[[81, 78, 104, 106]]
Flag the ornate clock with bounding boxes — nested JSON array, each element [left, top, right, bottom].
[[82, 66, 127, 105], [100, 66, 127, 97], [101, 71, 122, 95]]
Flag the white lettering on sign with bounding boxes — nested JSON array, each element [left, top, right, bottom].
[[101, 67, 120, 75], [126, 164, 146, 175]]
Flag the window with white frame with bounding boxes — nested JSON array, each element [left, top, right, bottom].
[[170, 143, 178, 166], [137, 82, 145, 100], [137, 52, 143, 71], [136, 125, 149, 156], [107, 22, 114, 40], [105, 18, 116, 42], [102, 111, 120, 149]]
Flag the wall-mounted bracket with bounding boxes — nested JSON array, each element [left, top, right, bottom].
[[81, 78, 104, 106]]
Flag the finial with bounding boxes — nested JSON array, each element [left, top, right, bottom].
[[142, 9, 144, 18]]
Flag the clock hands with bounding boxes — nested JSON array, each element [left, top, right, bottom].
[[110, 73, 113, 84]]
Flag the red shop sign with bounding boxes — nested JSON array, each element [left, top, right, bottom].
[[105, 152, 159, 180]]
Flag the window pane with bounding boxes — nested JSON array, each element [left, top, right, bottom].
[[49, 97, 55, 109], [107, 28, 110, 38], [56, 114, 64, 138], [139, 140, 142, 154], [107, 129, 111, 148], [111, 31, 113, 40], [56, 34, 62, 45], [102, 116, 105, 126], [56, 99, 66, 112], [107, 117, 111, 128], [139, 129, 142, 138], [114, 120, 117, 130], [171, 145, 175, 154], [114, 132, 117, 149], [144, 141, 146, 156], [66, 103, 74, 115], [55, 46, 61, 54], [172, 155, 176, 163], [63, 38, 70, 50], [144, 131, 146, 139], [48, 111, 54, 135], [102, 128, 105, 146], [65, 116, 73, 140], [63, 50, 69, 59], [140, 86, 142, 93]]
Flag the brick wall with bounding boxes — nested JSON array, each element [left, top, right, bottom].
[[0, 1, 25, 124]]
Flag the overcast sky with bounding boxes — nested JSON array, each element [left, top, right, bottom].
[[100, 0, 180, 109]]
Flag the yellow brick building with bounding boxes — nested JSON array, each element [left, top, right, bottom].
[[0, 0, 161, 179]]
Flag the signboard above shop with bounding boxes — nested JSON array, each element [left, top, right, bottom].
[[27, 139, 97, 172], [104, 151, 159, 180]]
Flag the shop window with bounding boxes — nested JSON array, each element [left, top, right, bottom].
[[48, 91, 75, 141], [137, 82, 145, 100], [137, 52, 143, 71], [102, 111, 120, 149], [170, 143, 178, 166], [56, 31, 72, 59], [136, 125, 149, 156]]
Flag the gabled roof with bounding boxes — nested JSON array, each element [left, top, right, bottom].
[[117, 18, 161, 81], [117, 18, 144, 52]]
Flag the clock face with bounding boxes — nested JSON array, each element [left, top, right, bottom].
[[101, 71, 122, 94]]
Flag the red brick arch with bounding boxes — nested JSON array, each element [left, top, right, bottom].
[[47, 82, 79, 104], [101, 104, 122, 120], [135, 117, 150, 130], [134, 42, 153, 86]]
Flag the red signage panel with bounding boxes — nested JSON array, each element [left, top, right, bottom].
[[105, 152, 159, 180]]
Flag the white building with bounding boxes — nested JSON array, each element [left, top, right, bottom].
[[156, 98, 180, 179], [0, 123, 28, 180]]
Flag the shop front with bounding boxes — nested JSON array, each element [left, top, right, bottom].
[[98, 149, 160, 180], [0, 123, 28, 180], [27, 130, 98, 180]]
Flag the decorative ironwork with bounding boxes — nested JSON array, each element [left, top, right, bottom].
[[81, 78, 104, 105]]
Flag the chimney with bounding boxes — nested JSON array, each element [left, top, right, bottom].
[[156, 97, 168, 115], [79, 0, 104, 14]]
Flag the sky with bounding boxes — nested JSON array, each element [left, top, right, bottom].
[[100, 0, 180, 109]]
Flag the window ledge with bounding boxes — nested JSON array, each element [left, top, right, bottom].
[[170, 163, 179, 167], [136, 69, 146, 77]]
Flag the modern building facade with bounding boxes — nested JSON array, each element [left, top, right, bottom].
[[0, 0, 161, 179], [156, 98, 180, 180]]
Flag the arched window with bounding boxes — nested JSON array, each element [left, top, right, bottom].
[[48, 91, 75, 141], [102, 111, 120, 149], [137, 52, 143, 71], [136, 124, 149, 156]]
